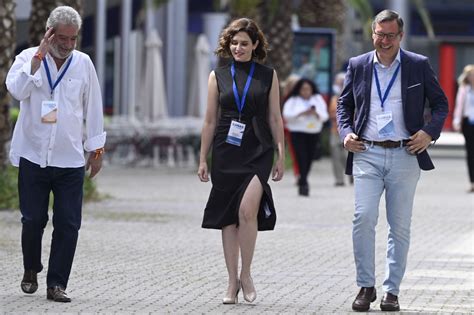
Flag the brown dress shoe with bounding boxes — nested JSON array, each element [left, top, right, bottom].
[[380, 292, 400, 311], [352, 287, 376, 312], [47, 286, 71, 302], [21, 270, 38, 294]]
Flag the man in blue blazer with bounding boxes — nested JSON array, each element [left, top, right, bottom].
[[337, 10, 448, 312]]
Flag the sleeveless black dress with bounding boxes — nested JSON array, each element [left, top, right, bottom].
[[201, 60, 277, 231]]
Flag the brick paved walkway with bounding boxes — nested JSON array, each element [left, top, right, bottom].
[[0, 154, 472, 314]]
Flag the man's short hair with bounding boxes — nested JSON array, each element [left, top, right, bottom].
[[372, 10, 404, 33], [46, 6, 82, 30]]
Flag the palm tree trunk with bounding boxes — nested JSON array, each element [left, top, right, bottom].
[[0, 0, 16, 168], [256, 1, 294, 82]]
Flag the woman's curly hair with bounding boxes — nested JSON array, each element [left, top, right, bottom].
[[215, 18, 269, 62]]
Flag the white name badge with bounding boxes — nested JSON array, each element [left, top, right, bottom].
[[226, 120, 246, 146], [41, 100, 58, 123], [376, 111, 395, 138]]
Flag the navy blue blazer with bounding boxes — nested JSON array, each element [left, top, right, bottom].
[[337, 49, 449, 175]]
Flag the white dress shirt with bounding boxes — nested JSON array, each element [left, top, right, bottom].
[[362, 50, 410, 141], [283, 94, 329, 133], [6, 47, 106, 168]]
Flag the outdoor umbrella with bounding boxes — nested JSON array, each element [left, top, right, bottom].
[[143, 28, 168, 122], [187, 34, 211, 117]]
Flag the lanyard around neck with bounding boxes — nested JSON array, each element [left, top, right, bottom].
[[43, 55, 73, 98], [373, 62, 400, 110], [231, 61, 255, 120]]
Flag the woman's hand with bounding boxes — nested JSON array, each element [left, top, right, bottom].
[[197, 162, 209, 182], [272, 157, 284, 181]]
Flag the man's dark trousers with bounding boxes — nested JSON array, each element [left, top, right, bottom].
[[18, 157, 84, 289]]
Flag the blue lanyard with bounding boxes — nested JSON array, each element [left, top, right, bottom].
[[43, 55, 73, 98], [373, 62, 400, 109], [231, 61, 255, 120]]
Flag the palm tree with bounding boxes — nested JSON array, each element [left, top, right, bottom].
[[0, 0, 16, 168], [256, 1, 294, 82]]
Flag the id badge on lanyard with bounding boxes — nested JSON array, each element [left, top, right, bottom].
[[374, 62, 400, 138], [41, 100, 58, 123], [226, 120, 246, 146], [41, 55, 73, 124], [225, 61, 255, 146], [376, 111, 395, 137]]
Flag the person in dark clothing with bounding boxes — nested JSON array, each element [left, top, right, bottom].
[[283, 78, 328, 196], [197, 18, 285, 304]]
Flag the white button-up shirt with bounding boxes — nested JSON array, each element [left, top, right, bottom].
[[283, 94, 329, 133], [6, 47, 106, 168], [363, 50, 410, 141]]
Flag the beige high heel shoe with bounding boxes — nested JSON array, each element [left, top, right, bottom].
[[241, 276, 256, 303], [222, 280, 240, 304]]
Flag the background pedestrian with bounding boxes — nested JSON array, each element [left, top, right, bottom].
[[329, 72, 350, 186], [283, 77, 328, 196], [453, 64, 474, 193]]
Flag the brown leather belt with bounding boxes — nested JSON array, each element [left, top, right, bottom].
[[362, 139, 410, 148]]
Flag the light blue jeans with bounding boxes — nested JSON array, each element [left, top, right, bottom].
[[352, 144, 420, 295]]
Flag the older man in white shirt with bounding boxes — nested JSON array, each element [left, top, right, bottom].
[[6, 6, 105, 303]]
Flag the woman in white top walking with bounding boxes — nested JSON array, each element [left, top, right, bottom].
[[453, 64, 474, 193], [283, 78, 328, 196]]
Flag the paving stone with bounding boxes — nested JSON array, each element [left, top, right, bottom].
[[0, 155, 472, 313]]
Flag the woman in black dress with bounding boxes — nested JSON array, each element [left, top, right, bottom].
[[197, 18, 285, 304]]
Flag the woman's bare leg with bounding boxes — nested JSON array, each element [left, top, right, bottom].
[[238, 175, 263, 302], [222, 225, 240, 303]]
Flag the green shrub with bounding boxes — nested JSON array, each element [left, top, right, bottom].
[[0, 165, 101, 210], [10, 107, 19, 124], [83, 175, 101, 201], [0, 165, 19, 210]]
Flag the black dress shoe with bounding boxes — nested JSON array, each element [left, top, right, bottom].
[[21, 270, 38, 294], [352, 287, 376, 312], [380, 292, 400, 311], [47, 286, 71, 302]]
